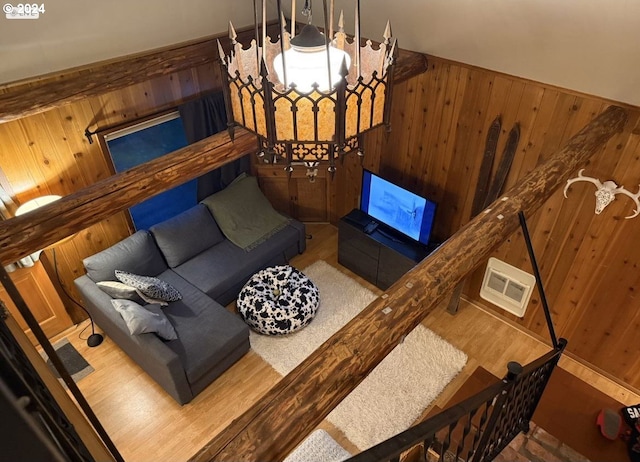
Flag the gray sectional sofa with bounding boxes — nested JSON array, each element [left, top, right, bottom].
[[75, 179, 305, 405]]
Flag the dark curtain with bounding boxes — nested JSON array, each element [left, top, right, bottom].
[[179, 91, 251, 201]]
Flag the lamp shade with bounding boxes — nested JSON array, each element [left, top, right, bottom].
[[15, 195, 62, 216], [15, 195, 76, 247]]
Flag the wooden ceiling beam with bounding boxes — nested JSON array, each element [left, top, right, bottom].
[[191, 105, 628, 461], [0, 33, 231, 124], [0, 128, 257, 264], [0, 29, 427, 124]]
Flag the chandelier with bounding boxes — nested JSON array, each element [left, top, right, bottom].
[[217, 0, 397, 180]]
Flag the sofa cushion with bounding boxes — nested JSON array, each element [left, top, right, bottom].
[[150, 204, 225, 267], [155, 270, 249, 384], [172, 223, 302, 301], [115, 270, 182, 302], [111, 299, 178, 341], [83, 231, 167, 282]]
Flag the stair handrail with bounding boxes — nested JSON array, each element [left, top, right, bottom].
[[347, 339, 567, 462]]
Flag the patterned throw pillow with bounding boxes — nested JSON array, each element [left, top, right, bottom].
[[114, 270, 182, 302]]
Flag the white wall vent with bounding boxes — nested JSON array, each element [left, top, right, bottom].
[[480, 258, 536, 317]]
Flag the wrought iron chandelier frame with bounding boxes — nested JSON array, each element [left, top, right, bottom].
[[218, 0, 397, 178]]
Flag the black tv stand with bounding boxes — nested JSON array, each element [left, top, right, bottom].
[[338, 209, 436, 290]]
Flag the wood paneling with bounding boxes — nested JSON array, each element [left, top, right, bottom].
[[362, 55, 640, 390], [255, 164, 331, 222]]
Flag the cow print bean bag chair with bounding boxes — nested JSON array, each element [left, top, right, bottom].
[[237, 265, 319, 335]]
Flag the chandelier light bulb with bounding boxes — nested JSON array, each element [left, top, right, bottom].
[[274, 45, 351, 92]]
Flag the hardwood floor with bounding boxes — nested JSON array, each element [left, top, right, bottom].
[[54, 223, 640, 461]]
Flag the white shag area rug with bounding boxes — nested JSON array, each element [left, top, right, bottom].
[[249, 260, 468, 451], [283, 429, 351, 462]]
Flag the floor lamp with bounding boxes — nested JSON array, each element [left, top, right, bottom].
[[15, 195, 103, 347]]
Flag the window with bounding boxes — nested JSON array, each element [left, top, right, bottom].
[[103, 112, 196, 230]]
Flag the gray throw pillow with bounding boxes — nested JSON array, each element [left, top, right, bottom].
[[111, 299, 177, 341], [114, 270, 181, 302]]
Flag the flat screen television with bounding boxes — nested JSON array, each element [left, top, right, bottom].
[[360, 170, 437, 246]]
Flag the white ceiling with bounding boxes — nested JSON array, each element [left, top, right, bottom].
[[2, 0, 639, 106]]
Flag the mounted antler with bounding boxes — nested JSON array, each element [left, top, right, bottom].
[[563, 169, 640, 219]]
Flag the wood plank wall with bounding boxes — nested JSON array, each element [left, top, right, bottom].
[[0, 62, 221, 321], [361, 55, 640, 391]]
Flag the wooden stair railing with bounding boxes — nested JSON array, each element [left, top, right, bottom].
[[348, 339, 568, 462]]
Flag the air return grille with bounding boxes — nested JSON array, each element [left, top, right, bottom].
[[480, 258, 536, 317]]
